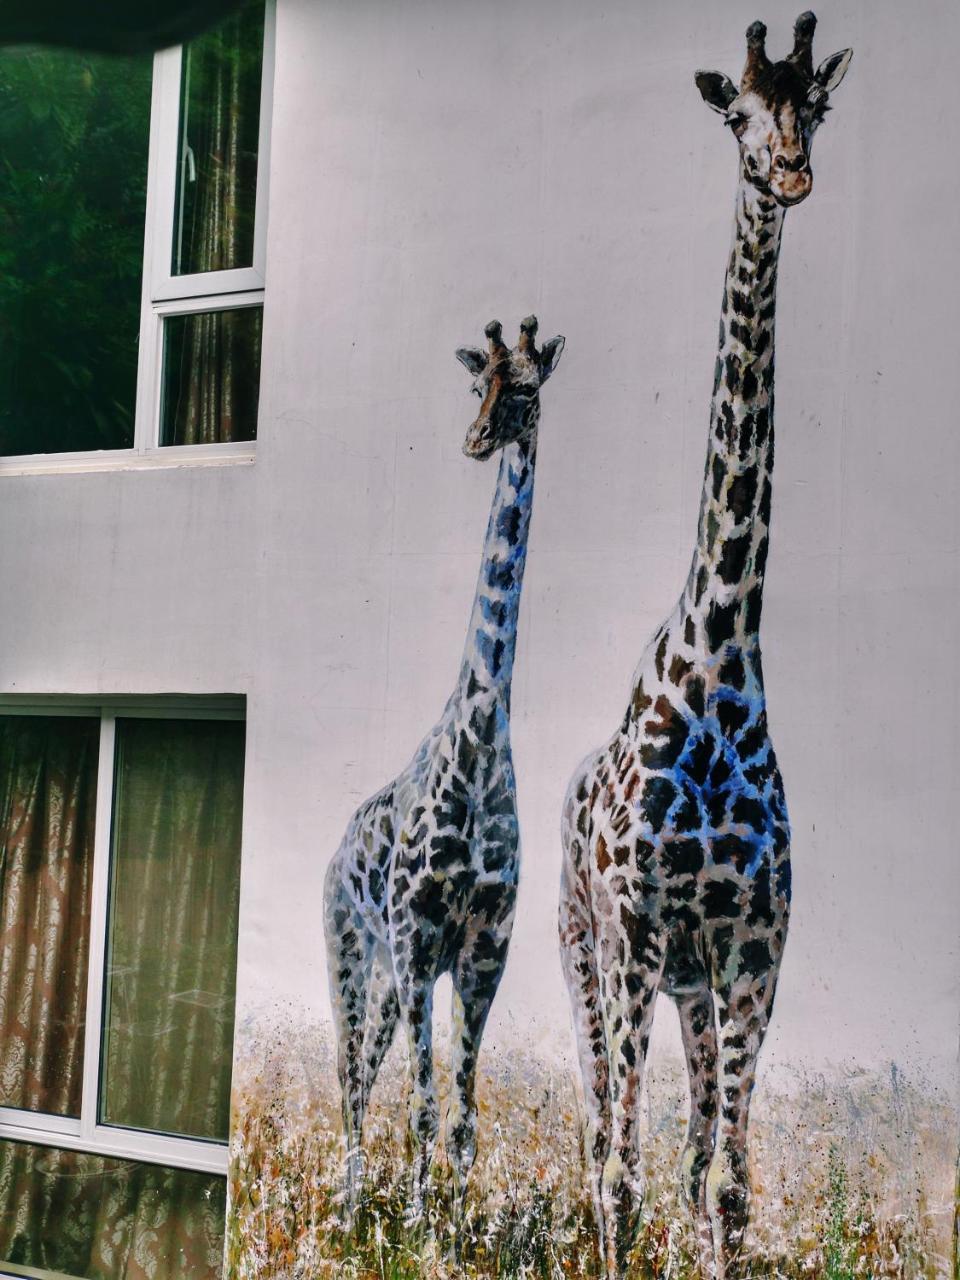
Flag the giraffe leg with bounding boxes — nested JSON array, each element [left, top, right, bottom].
[[445, 926, 511, 1239], [559, 881, 611, 1273], [361, 948, 400, 1106], [398, 978, 438, 1226], [596, 906, 664, 1278], [676, 986, 719, 1279], [323, 873, 375, 1223], [706, 957, 782, 1279]]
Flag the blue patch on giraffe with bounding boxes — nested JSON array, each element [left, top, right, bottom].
[[479, 595, 508, 628], [475, 629, 506, 680], [637, 664, 788, 881]]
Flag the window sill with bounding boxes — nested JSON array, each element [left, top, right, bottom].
[[0, 443, 255, 477], [0, 1263, 82, 1280], [0, 1113, 228, 1176]]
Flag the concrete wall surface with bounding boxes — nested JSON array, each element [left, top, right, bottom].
[[1, 0, 957, 1082]]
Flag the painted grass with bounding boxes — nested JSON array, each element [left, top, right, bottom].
[[226, 1021, 955, 1279]]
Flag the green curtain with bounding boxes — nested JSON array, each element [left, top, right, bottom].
[[102, 717, 244, 1142]]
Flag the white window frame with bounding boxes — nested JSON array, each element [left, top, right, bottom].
[[0, 696, 245, 1181], [0, 2, 275, 477]]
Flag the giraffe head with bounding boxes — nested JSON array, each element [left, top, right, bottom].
[[695, 12, 852, 207], [456, 316, 565, 461]]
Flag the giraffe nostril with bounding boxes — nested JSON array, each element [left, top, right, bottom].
[[774, 152, 808, 175]]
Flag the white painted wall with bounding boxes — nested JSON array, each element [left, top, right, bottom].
[[1, 0, 957, 1081]]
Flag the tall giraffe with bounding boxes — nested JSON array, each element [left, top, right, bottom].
[[558, 15, 851, 1278], [325, 316, 564, 1228]]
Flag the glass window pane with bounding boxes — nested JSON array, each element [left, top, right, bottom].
[[0, 1139, 225, 1280], [0, 50, 152, 456], [0, 716, 99, 1118], [101, 719, 244, 1142], [160, 307, 261, 445], [173, 1, 265, 276]]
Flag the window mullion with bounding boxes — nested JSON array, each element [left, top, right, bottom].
[[153, 289, 264, 318], [91, 1125, 228, 1176], [252, 1, 276, 278], [0, 1116, 226, 1178], [152, 266, 264, 303], [0, 1108, 80, 1139], [134, 46, 182, 454], [145, 46, 184, 307], [79, 713, 115, 1144]]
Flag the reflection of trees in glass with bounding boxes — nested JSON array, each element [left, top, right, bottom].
[[174, 0, 265, 276], [162, 307, 262, 444], [0, 49, 153, 456]]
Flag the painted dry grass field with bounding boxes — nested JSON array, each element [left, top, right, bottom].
[[226, 1019, 955, 1280]]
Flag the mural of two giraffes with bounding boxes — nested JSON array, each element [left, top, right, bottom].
[[324, 13, 852, 1279]]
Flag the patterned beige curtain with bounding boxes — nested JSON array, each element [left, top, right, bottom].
[[0, 1146, 225, 1278], [0, 715, 98, 1118]]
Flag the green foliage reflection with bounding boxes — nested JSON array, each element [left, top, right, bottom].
[[0, 48, 152, 456]]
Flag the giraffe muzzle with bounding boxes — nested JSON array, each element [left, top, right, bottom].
[[770, 151, 812, 205], [771, 175, 812, 206], [463, 425, 497, 461]]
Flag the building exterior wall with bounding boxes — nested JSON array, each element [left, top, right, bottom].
[[0, 1, 957, 1267]]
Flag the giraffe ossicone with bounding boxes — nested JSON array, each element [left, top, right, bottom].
[[324, 316, 564, 1232], [559, 13, 851, 1279]]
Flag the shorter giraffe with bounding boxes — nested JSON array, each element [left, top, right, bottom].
[[324, 317, 564, 1230]]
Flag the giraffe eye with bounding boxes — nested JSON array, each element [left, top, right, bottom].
[[471, 385, 482, 398], [726, 112, 747, 132]]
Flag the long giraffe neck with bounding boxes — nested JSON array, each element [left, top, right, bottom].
[[457, 434, 537, 714], [681, 178, 785, 657]]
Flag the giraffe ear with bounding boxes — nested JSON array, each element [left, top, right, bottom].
[[695, 70, 738, 114], [456, 347, 488, 376], [539, 335, 565, 382], [815, 48, 853, 93]]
